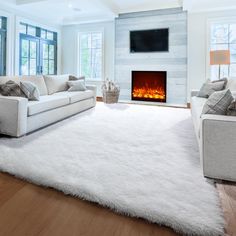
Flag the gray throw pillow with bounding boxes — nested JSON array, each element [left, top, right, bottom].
[[226, 100, 236, 116], [198, 80, 225, 98], [67, 80, 86, 92], [212, 77, 228, 89], [0, 80, 26, 97], [20, 81, 40, 101], [202, 89, 234, 115], [69, 75, 85, 81]]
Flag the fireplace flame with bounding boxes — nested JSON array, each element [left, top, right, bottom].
[[132, 86, 166, 100]]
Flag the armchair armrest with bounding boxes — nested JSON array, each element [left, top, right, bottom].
[[0, 96, 28, 137], [200, 114, 236, 181], [191, 90, 199, 97]]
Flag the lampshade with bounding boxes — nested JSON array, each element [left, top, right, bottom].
[[210, 50, 230, 65]]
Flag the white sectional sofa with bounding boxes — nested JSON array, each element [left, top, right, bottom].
[[191, 79, 236, 182], [0, 75, 97, 137]]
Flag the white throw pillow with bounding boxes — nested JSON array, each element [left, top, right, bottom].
[[44, 75, 69, 95], [67, 80, 86, 92]]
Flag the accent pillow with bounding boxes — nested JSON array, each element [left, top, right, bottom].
[[226, 100, 236, 116], [44, 75, 69, 95], [67, 80, 86, 92], [197, 80, 225, 98], [202, 89, 234, 115], [69, 75, 85, 81], [0, 80, 26, 97], [21, 76, 48, 96], [20, 81, 40, 101], [211, 77, 228, 89]]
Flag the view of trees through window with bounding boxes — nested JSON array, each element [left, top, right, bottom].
[[211, 23, 236, 79], [20, 23, 57, 76], [79, 32, 102, 80]]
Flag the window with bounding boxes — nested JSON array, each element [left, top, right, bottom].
[[19, 23, 57, 76], [0, 16, 7, 76], [78, 32, 103, 80], [210, 23, 236, 79]]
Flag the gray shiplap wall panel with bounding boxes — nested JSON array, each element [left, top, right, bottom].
[[115, 8, 187, 105]]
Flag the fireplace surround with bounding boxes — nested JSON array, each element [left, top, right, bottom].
[[131, 71, 167, 103]]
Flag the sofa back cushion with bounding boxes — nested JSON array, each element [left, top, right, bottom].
[[0, 75, 48, 96], [44, 75, 69, 95], [226, 78, 236, 91]]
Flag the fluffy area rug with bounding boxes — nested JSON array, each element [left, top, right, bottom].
[[0, 103, 224, 236]]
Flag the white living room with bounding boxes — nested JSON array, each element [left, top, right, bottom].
[[0, 0, 235, 235]]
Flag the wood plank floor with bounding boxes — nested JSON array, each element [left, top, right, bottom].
[[0, 172, 235, 236]]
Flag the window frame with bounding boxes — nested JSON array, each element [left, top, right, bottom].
[[19, 22, 58, 76], [207, 17, 236, 80], [0, 16, 7, 76], [77, 30, 105, 81]]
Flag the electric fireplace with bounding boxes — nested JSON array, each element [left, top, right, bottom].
[[131, 71, 167, 102]]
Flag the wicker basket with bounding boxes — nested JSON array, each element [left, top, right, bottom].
[[103, 90, 120, 104]]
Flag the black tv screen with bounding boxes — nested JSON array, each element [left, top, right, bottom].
[[130, 29, 169, 53]]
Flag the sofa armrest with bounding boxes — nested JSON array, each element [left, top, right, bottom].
[[200, 114, 236, 181], [86, 85, 97, 98], [191, 90, 199, 97], [0, 96, 28, 137]]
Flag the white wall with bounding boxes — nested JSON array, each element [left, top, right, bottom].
[[61, 21, 115, 96], [0, 5, 61, 76], [187, 9, 236, 102]]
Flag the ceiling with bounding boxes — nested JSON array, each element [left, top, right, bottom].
[[0, 0, 236, 26]]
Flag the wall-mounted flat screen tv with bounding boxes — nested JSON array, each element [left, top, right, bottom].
[[130, 28, 169, 53]]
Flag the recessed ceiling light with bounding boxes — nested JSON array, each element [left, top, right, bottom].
[[68, 2, 73, 8]]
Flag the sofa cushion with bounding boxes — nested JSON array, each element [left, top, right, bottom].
[[52, 90, 94, 104], [44, 75, 69, 95], [191, 96, 207, 137], [0, 76, 48, 96], [226, 79, 236, 91], [28, 95, 70, 116], [21, 76, 48, 96], [70, 90, 94, 103]]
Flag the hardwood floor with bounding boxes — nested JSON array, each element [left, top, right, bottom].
[[0, 172, 235, 236]]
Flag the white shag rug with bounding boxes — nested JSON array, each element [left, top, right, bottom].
[[0, 103, 224, 236]]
